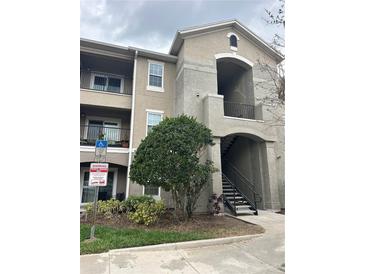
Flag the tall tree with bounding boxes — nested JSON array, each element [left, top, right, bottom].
[[129, 115, 216, 219]]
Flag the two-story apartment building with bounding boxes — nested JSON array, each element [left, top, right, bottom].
[[80, 20, 285, 215]]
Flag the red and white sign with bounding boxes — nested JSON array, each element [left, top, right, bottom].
[[89, 163, 109, 187]]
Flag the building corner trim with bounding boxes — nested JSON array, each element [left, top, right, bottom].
[[126, 50, 138, 199]]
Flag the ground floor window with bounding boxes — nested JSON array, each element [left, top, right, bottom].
[[80, 169, 116, 204], [143, 185, 160, 197]]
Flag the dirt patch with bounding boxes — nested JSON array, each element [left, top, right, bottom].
[[81, 212, 264, 237]]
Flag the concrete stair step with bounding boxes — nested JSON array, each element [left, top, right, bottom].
[[227, 196, 245, 201], [236, 209, 255, 215], [225, 195, 243, 199], [235, 205, 252, 210], [223, 193, 241, 196], [233, 201, 250, 205]]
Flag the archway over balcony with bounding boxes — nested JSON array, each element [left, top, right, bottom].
[[215, 53, 255, 120]]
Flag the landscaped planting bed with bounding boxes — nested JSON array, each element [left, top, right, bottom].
[[80, 212, 264, 254]]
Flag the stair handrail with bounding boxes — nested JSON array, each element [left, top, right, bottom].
[[222, 172, 258, 214], [222, 159, 256, 192], [222, 160, 262, 212], [221, 173, 236, 212]]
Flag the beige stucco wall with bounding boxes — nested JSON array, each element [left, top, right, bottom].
[[132, 56, 176, 148], [80, 89, 132, 109], [175, 26, 284, 210], [127, 56, 177, 196], [80, 151, 129, 166], [184, 28, 277, 67], [79, 25, 284, 210]]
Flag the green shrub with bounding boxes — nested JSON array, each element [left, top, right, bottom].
[[124, 195, 155, 212], [127, 200, 166, 226], [84, 198, 124, 218]]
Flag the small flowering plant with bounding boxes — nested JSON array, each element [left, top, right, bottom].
[[209, 193, 224, 215]]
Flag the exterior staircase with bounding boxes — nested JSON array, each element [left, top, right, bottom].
[[220, 135, 237, 157], [222, 174, 258, 215]]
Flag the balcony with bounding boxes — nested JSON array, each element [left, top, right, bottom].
[[80, 70, 132, 95], [224, 101, 255, 120], [80, 124, 130, 148]]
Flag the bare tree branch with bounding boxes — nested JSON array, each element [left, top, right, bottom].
[[254, 0, 285, 128]]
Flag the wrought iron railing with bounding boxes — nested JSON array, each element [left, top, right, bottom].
[[80, 70, 132, 95], [222, 160, 260, 213], [222, 173, 239, 213], [80, 124, 130, 147], [224, 101, 255, 119]]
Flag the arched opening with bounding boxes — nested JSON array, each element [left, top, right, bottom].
[[220, 133, 265, 213], [80, 162, 128, 205], [229, 35, 237, 48], [216, 56, 255, 119]]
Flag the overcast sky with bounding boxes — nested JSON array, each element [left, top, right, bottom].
[[80, 0, 284, 54]]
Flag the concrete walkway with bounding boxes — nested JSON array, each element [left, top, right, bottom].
[[80, 210, 285, 274]]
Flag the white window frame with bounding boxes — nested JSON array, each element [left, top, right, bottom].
[[90, 72, 124, 94], [80, 167, 118, 206], [145, 109, 164, 136], [142, 185, 161, 200], [147, 60, 164, 92]]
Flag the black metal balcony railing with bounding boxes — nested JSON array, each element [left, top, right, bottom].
[[80, 124, 130, 148], [224, 101, 255, 120], [80, 70, 132, 95]]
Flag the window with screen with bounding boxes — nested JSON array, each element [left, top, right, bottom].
[[92, 74, 123, 93], [148, 62, 164, 90], [147, 112, 162, 134]]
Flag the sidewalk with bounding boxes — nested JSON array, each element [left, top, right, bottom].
[[80, 210, 285, 274]]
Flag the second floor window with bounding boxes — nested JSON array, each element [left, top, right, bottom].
[[148, 62, 164, 90], [92, 73, 123, 93]]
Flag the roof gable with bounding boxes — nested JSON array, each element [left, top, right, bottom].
[[169, 19, 284, 63]]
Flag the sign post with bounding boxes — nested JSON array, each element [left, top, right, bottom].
[[89, 140, 108, 239], [95, 140, 108, 163]]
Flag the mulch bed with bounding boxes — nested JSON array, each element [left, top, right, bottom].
[[81, 211, 265, 237]]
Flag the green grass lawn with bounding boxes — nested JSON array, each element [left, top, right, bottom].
[[80, 224, 213, 254]]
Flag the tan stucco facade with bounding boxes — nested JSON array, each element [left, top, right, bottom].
[[131, 56, 176, 148], [80, 89, 132, 109], [183, 28, 277, 68], [79, 20, 285, 212]]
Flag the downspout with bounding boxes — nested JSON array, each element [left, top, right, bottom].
[[126, 50, 138, 199]]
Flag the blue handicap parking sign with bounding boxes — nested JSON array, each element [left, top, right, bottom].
[[95, 140, 108, 148]]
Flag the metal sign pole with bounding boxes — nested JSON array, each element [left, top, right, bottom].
[[89, 139, 108, 240], [90, 186, 99, 239]]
